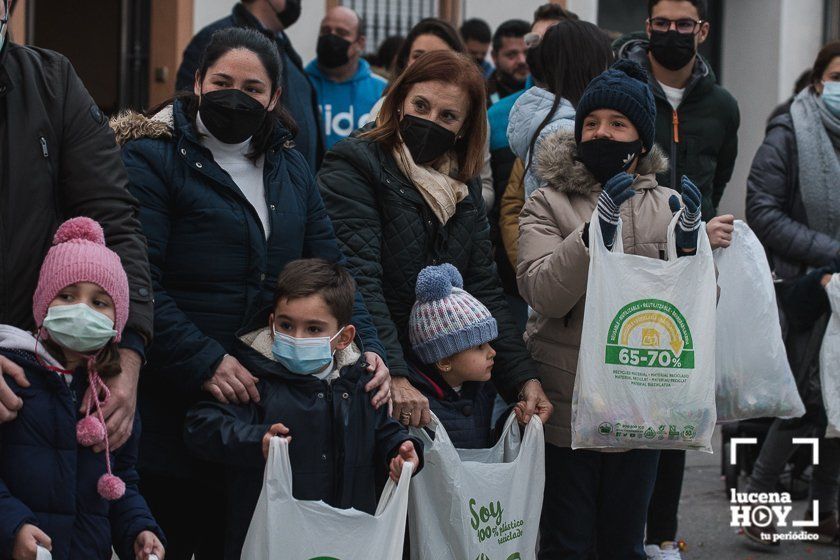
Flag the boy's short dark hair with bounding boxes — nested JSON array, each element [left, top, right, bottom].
[[273, 259, 356, 326], [460, 18, 492, 44], [492, 19, 530, 52], [647, 0, 708, 21], [533, 3, 579, 23]]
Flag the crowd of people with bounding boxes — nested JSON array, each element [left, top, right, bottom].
[[0, 0, 838, 558]]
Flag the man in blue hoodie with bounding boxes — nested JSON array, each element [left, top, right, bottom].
[[306, 6, 387, 149]]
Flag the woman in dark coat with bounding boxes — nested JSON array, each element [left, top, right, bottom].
[[744, 41, 840, 548], [317, 50, 552, 429], [114, 28, 389, 560]]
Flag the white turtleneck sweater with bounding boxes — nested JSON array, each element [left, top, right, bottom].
[[196, 113, 270, 238]]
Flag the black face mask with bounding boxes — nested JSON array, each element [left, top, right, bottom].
[[576, 137, 643, 185], [648, 30, 697, 71], [399, 115, 457, 165], [317, 34, 352, 69], [276, 0, 301, 29], [199, 89, 267, 144]]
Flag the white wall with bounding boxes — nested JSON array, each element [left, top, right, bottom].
[[718, 0, 823, 219], [463, 0, 598, 30]]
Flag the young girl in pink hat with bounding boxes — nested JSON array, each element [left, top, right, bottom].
[[0, 217, 164, 559]]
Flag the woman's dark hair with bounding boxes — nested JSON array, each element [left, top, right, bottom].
[[534, 3, 579, 22], [393, 18, 465, 77], [375, 34, 405, 73], [811, 41, 840, 89], [526, 20, 614, 172], [149, 27, 298, 161], [648, 0, 707, 20], [363, 50, 487, 182]]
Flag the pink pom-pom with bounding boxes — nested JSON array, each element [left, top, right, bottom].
[[77, 415, 106, 447], [97, 473, 125, 500], [52, 217, 106, 246]]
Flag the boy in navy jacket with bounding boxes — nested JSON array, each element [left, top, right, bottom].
[[185, 259, 421, 560]]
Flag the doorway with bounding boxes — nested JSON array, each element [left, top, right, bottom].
[[25, 0, 150, 113]]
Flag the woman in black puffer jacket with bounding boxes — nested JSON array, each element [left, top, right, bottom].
[[317, 50, 553, 430]]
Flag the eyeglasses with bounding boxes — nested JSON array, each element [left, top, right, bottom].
[[647, 17, 704, 34]]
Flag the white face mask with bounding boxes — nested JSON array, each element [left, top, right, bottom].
[[43, 303, 117, 353], [823, 81, 840, 118]]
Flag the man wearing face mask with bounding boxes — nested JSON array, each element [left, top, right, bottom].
[[176, 0, 325, 172], [305, 7, 387, 149], [0, 0, 153, 456], [615, 4, 739, 557], [615, 0, 738, 232]]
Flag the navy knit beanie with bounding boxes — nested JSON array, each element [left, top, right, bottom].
[[574, 59, 657, 151]]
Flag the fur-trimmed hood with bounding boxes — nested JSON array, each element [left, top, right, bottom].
[[110, 105, 174, 146], [532, 129, 668, 196]]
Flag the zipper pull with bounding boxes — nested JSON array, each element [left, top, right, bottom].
[[40, 137, 49, 158], [672, 110, 680, 143]]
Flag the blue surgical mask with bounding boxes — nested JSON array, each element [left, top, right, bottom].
[[823, 81, 840, 118], [271, 327, 344, 375], [43, 303, 118, 353]]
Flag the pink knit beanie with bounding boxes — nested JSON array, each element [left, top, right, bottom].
[[32, 217, 129, 342]]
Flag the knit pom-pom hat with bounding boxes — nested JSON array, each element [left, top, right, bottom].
[[32, 217, 129, 342], [574, 59, 657, 151], [409, 264, 498, 364]]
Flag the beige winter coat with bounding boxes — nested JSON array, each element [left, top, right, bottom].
[[516, 130, 676, 448]]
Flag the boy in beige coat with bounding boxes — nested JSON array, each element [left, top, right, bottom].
[[516, 59, 703, 559]]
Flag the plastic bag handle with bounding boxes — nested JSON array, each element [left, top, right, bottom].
[[266, 436, 295, 501], [374, 459, 414, 516], [410, 411, 451, 448], [665, 210, 712, 261], [588, 208, 625, 260]]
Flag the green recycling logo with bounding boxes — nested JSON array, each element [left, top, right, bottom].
[[605, 299, 694, 369]]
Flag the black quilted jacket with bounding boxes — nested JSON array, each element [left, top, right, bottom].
[[746, 113, 840, 280], [317, 133, 536, 401]]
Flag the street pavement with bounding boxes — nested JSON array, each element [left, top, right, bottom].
[[679, 427, 838, 559]]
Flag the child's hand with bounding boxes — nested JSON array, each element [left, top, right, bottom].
[[12, 524, 51, 560], [262, 423, 291, 459], [134, 530, 164, 560], [134, 531, 165, 560], [389, 441, 418, 481]]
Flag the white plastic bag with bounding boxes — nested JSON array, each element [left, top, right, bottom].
[[241, 437, 413, 559], [572, 210, 717, 451], [819, 275, 840, 438], [408, 412, 544, 560], [713, 220, 805, 422]]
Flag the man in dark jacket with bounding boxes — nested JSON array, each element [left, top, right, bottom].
[[615, 2, 739, 557], [176, 0, 324, 173], [0, 2, 153, 453], [614, 0, 739, 224]]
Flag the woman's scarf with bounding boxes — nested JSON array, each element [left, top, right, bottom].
[[393, 142, 469, 224], [791, 88, 840, 240]]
